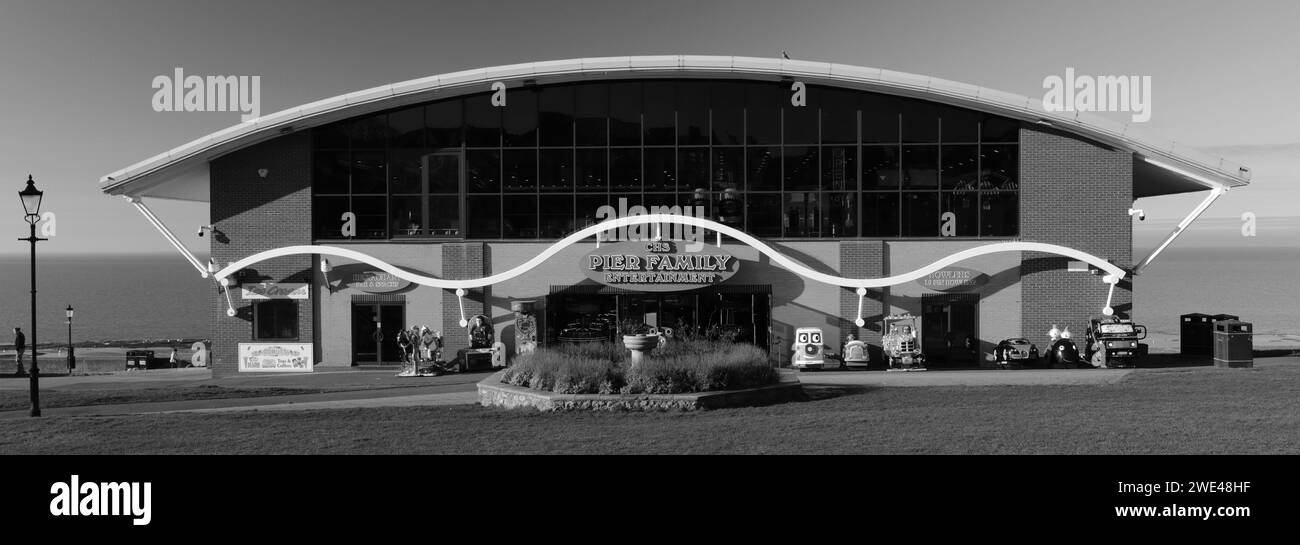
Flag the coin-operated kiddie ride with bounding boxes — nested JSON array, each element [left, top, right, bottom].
[[791, 327, 840, 371], [1084, 316, 1147, 368], [841, 334, 871, 367], [882, 314, 926, 371]]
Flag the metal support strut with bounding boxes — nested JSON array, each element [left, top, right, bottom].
[[1132, 184, 1225, 275], [126, 196, 208, 277]]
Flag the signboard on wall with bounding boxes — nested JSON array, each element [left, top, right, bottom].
[[241, 283, 309, 300], [346, 271, 411, 293], [238, 343, 314, 372], [916, 267, 988, 292], [582, 241, 738, 292]]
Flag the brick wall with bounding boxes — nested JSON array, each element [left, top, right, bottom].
[[1020, 126, 1134, 341], [839, 241, 886, 349], [209, 132, 314, 377], [441, 243, 488, 354]]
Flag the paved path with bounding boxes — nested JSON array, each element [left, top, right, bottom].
[[0, 371, 489, 418], [795, 367, 1134, 387], [166, 391, 480, 413]]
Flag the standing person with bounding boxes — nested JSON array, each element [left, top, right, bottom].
[[419, 326, 436, 362], [13, 327, 26, 377], [396, 327, 413, 365]]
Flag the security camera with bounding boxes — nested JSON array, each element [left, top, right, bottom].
[[198, 225, 215, 237], [1128, 208, 1145, 221]]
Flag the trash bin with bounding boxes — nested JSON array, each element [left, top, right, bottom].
[[1213, 320, 1252, 368], [1179, 313, 1213, 356], [126, 350, 154, 371], [1182, 313, 1240, 356]]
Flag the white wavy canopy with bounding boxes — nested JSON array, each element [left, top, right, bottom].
[[215, 214, 1126, 290]]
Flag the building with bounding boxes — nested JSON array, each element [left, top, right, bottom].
[[101, 56, 1250, 375]]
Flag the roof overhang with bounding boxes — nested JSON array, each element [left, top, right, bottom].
[[100, 55, 1251, 201]]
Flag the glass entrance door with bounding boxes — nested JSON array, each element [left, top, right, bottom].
[[351, 302, 406, 365], [921, 294, 979, 366]]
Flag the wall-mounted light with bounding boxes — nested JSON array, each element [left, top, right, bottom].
[[257, 168, 269, 178], [320, 258, 334, 294]]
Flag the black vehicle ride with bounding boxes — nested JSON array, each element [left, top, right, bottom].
[[1085, 316, 1148, 368], [992, 338, 1039, 369]]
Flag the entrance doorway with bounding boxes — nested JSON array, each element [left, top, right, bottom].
[[351, 302, 406, 365], [921, 293, 979, 367]]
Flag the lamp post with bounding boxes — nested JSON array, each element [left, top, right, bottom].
[[66, 305, 74, 375], [18, 175, 46, 417]]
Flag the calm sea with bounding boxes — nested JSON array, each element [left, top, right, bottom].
[[0, 254, 209, 344], [0, 248, 1294, 347]]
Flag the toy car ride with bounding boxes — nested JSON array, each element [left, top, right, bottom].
[[1085, 316, 1147, 368], [993, 338, 1039, 369], [791, 327, 837, 371], [882, 314, 926, 371]]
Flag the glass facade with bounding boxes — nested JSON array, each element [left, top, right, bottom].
[[312, 79, 1019, 240]]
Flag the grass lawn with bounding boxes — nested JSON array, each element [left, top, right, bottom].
[[2, 362, 1298, 454], [0, 386, 327, 411]]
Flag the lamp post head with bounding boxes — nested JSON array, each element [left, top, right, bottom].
[[19, 175, 43, 221], [66, 305, 73, 319]]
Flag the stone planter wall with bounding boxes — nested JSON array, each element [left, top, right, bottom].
[[478, 370, 803, 412]]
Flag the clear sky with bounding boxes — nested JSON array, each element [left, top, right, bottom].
[[0, 0, 1296, 255]]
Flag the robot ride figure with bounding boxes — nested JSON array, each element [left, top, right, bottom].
[[469, 315, 494, 349], [396, 327, 414, 366]]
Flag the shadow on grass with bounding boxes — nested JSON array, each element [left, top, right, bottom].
[[797, 384, 878, 402]]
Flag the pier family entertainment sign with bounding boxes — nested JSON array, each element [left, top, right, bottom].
[[583, 241, 738, 292]]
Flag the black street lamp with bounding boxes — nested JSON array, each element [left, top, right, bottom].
[[66, 305, 74, 375], [18, 175, 46, 417]]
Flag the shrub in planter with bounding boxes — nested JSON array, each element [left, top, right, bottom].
[[502, 339, 776, 394]]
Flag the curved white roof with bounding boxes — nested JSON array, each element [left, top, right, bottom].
[[100, 55, 1250, 202]]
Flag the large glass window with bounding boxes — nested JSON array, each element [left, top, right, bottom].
[[643, 81, 675, 146], [941, 191, 979, 237], [540, 195, 575, 238], [901, 191, 939, 237], [822, 192, 856, 238], [539, 87, 574, 147], [901, 146, 938, 188], [746, 84, 781, 145], [679, 148, 709, 191], [783, 146, 818, 190], [503, 149, 537, 193], [746, 193, 782, 237], [254, 300, 298, 340], [466, 150, 500, 193], [713, 147, 744, 190], [503, 88, 537, 147], [711, 82, 744, 146], [466, 195, 501, 238], [610, 82, 642, 146], [861, 192, 899, 237], [610, 148, 641, 192], [576, 149, 608, 192], [427, 100, 463, 149], [677, 81, 709, 145], [783, 192, 819, 237], [575, 84, 608, 146], [862, 146, 900, 189], [540, 149, 573, 192], [822, 146, 856, 191], [747, 147, 779, 191], [465, 94, 500, 147], [311, 79, 1018, 241], [644, 148, 675, 191], [503, 195, 537, 238]]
